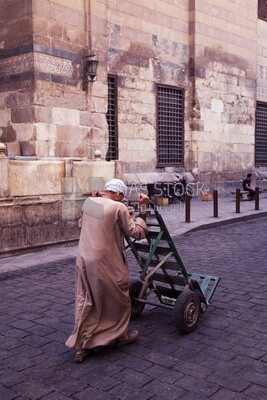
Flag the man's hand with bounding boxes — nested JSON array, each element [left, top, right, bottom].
[[138, 193, 149, 214]]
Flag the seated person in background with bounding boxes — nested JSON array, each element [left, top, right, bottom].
[[242, 173, 255, 200]]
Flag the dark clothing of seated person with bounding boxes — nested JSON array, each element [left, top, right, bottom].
[[242, 173, 255, 200]]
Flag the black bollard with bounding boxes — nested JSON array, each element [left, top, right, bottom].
[[236, 188, 240, 213], [213, 190, 218, 218], [255, 187, 259, 210], [185, 194, 191, 223]]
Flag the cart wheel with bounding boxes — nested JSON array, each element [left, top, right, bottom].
[[129, 280, 146, 319], [174, 290, 200, 333]]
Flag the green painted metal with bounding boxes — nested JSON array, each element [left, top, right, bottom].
[[141, 230, 164, 278], [125, 201, 219, 308]]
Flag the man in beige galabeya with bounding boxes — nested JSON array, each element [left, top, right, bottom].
[[66, 178, 149, 363]]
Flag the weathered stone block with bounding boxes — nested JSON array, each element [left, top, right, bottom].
[[72, 160, 115, 194], [0, 204, 24, 227], [6, 141, 21, 156], [0, 109, 11, 125], [20, 141, 36, 156], [23, 201, 60, 226], [0, 158, 9, 196], [52, 107, 80, 126], [1, 225, 26, 250], [9, 160, 64, 196]]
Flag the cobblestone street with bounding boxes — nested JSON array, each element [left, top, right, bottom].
[[1, 217, 267, 400]]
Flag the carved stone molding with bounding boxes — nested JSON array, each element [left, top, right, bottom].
[[0, 52, 74, 78]]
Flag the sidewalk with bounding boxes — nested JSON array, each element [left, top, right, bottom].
[[1, 193, 267, 275]]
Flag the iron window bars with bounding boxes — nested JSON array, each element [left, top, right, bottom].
[[255, 101, 267, 166], [106, 75, 118, 160], [258, 0, 267, 22], [156, 84, 184, 166]]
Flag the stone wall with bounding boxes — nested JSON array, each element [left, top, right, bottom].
[[0, 0, 267, 253], [1, 0, 267, 180], [0, 0, 109, 160], [0, 155, 116, 254]]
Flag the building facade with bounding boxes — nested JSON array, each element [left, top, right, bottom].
[[0, 0, 267, 253]]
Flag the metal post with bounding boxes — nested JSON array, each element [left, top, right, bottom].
[[255, 187, 259, 210], [185, 194, 190, 223], [236, 188, 240, 213], [213, 190, 218, 217]]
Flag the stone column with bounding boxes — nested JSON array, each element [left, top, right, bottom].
[[0, 143, 9, 197]]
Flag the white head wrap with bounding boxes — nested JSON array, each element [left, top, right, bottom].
[[105, 179, 127, 196]]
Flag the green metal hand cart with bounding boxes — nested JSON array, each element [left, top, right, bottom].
[[125, 202, 220, 333]]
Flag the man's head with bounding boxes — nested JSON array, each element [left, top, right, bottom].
[[105, 179, 127, 202], [247, 173, 252, 179]]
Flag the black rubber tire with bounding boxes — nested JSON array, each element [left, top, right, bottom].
[[174, 290, 201, 333], [129, 280, 146, 319]]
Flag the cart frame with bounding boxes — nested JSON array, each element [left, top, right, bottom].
[[125, 202, 220, 333]]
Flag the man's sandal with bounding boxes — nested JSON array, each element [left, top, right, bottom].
[[73, 349, 90, 363], [116, 330, 139, 348]]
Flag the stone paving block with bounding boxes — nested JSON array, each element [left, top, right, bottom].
[[108, 382, 153, 400], [73, 386, 116, 400], [145, 364, 183, 383], [116, 353, 153, 372], [87, 373, 122, 391], [143, 350, 179, 368], [121, 342, 150, 358], [171, 347, 209, 363], [49, 378, 87, 397], [226, 333, 261, 348], [243, 383, 267, 399], [25, 324, 57, 337], [235, 367, 267, 388], [13, 379, 53, 399], [144, 338, 179, 354], [2, 354, 36, 372], [8, 319, 36, 331], [44, 331, 67, 343], [70, 358, 124, 380], [38, 391, 70, 400], [35, 316, 63, 327], [24, 366, 61, 384], [177, 375, 219, 397], [0, 315, 16, 325], [0, 323, 13, 334], [200, 334, 235, 351], [0, 368, 25, 387], [115, 367, 153, 388], [143, 380, 186, 399], [230, 344, 265, 359], [207, 370, 249, 392], [179, 392, 209, 400], [20, 334, 52, 348], [201, 358, 241, 374], [0, 336, 24, 351], [12, 344, 43, 358], [3, 327, 29, 339], [202, 345, 235, 361], [209, 388, 250, 399], [172, 359, 212, 379], [0, 386, 19, 400], [232, 355, 267, 375]]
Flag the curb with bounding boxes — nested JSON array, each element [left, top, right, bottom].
[[181, 210, 267, 234]]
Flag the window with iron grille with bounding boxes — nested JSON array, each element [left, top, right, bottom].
[[255, 102, 267, 165], [106, 75, 118, 160], [156, 84, 184, 166], [258, 0, 267, 21]]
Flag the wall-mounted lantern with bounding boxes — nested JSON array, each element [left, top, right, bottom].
[[83, 53, 99, 90]]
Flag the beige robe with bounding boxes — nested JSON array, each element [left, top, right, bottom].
[[65, 197, 147, 350]]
